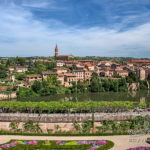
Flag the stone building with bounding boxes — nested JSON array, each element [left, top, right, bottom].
[[64, 73, 77, 87], [137, 68, 146, 80], [73, 70, 92, 81], [26, 74, 42, 83]]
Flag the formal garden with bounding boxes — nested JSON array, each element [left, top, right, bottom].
[[0, 140, 114, 150], [0, 138, 150, 150]]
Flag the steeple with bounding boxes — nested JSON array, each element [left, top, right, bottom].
[[55, 44, 58, 58]]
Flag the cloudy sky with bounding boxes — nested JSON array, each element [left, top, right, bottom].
[[0, 0, 150, 57]]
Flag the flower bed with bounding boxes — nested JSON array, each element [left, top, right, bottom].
[[0, 140, 114, 150], [127, 147, 150, 150]]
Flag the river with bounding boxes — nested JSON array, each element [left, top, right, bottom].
[[16, 90, 150, 103]]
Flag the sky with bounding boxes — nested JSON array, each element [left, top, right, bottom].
[[0, 0, 150, 57]]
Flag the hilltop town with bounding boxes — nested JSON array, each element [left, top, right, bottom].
[[0, 45, 150, 100]]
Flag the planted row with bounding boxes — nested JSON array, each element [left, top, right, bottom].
[[0, 101, 147, 113]]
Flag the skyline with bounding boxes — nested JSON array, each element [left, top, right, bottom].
[[0, 0, 150, 57]]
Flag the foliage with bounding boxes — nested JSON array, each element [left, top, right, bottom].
[[126, 71, 139, 83], [96, 116, 150, 135], [14, 57, 26, 66], [0, 70, 7, 79], [139, 80, 148, 90], [15, 74, 26, 81], [73, 120, 93, 134], [0, 101, 146, 113], [17, 87, 39, 98], [31, 81, 42, 93], [112, 74, 121, 78], [89, 73, 128, 92], [35, 63, 46, 73], [9, 121, 20, 132], [0, 64, 7, 79], [23, 120, 42, 133]]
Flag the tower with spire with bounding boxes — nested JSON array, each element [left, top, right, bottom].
[[55, 44, 58, 58]]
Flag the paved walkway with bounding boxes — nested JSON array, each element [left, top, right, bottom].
[[0, 135, 150, 150]]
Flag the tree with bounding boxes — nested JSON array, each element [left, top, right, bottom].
[[46, 61, 56, 70], [0, 70, 7, 78], [46, 75, 60, 86], [15, 57, 26, 66], [147, 72, 150, 81], [17, 87, 39, 98], [77, 81, 89, 93], [23, 120, 35, 133], [36, 63, 46, 73], [126, 71, 138, 83], [90, 72, 101, 92], [15, 74, 26, 80], [9, 121, 20, 132], [31, 81, 42, 93]]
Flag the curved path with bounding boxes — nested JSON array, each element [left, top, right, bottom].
[[0, 135, 150, 150]]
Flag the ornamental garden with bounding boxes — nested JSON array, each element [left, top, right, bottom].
[[0, 140, 114, 150]]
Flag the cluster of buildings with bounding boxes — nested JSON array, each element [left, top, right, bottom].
[[2, 45, 150, 89]]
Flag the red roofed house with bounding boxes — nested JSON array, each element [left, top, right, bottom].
[[114, 70, 128, 78], [26, 74, 42, 83], [64, 73, 77, 87], [54, 67, 69, 74]]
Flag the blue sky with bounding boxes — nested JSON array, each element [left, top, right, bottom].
[[0, 0, 150, 57]]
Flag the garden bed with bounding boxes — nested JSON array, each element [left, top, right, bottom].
[[127, 146, 150, 150], [0, 140, 114, 150]]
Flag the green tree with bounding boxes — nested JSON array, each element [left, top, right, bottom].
[[31, 81, 42, 93], [0, 70, 7, 78], [17, 87, 39, 98], [9, 121, 20, 132], [15, 74, 26, 81], [126, 71, 138, 83], [23, 120, 35, 133], [15, 57, 26, 66], [90, 72, 101, 92], [36, 63, 46, 73]]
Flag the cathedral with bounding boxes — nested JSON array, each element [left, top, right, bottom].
[[54, 45, 74, 61]]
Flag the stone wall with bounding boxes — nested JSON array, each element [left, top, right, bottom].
[[0, 112, 149, 133], [0, 122, 101, 133], [0, 92, 17, 100], [0, 112, 149, 123]]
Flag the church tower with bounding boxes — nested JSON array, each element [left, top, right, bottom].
[[55, 44, 58, 58]]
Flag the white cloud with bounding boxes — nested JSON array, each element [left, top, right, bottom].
[[0, 1, 150, 57], [21, 0, 50, 8]]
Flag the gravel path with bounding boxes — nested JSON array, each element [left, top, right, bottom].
[[0, 135, 150, 150]]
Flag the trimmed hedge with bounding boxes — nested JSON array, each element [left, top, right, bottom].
[[0, 100, 147, 113], [0, 130, 129, 136]]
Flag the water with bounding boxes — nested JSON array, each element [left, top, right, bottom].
[[16, 90, 150, 103]]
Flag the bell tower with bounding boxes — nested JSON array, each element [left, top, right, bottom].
[[55, 44, 58, 58]]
